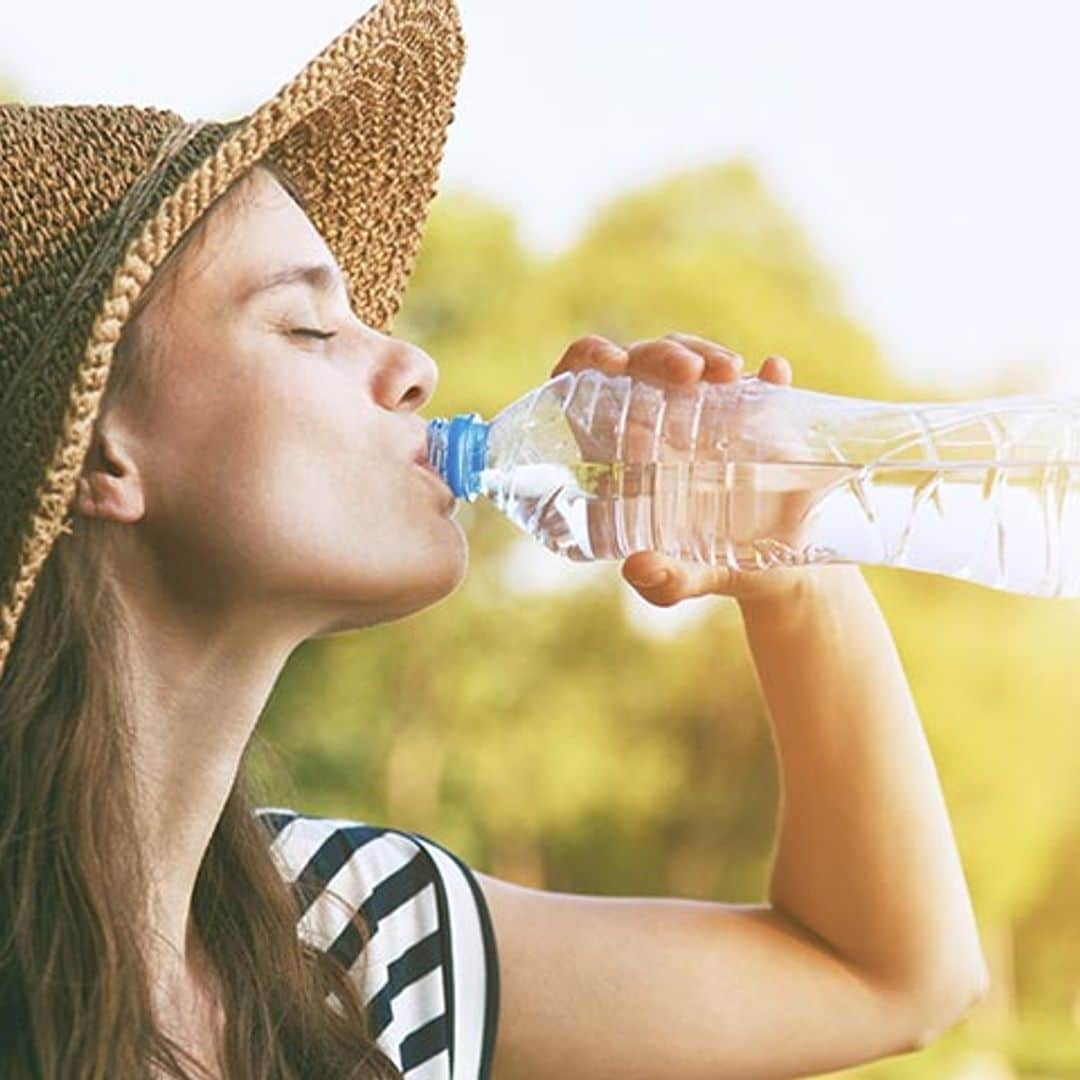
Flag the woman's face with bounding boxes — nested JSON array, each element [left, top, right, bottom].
[[108, 166, 466, 636]]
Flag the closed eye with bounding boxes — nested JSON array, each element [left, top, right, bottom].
[[291, 328, 337, 340]]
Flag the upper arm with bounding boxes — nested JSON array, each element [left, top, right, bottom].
[[257, 810, 502, 1078], [473, 870, 971, 1080]]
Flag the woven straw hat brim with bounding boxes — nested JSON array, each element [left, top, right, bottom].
[[0, 0, 466, 682]]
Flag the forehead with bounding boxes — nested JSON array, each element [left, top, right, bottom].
[[177, 169, 336, 304], [237, 261, 347, 308]]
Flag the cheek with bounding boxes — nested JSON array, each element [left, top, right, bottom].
[[143, 362, 460, 601], [144, 370, 347, 559], [231, 441, 461, 609], [216, 402, 372, 554]]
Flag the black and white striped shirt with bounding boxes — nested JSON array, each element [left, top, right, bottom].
[[256, 807, 500, 1079]]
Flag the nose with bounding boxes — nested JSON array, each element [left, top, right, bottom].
[[372, 340, 438, 412]]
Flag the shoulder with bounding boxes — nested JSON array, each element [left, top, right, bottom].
[[254, 806, 500, 1080]]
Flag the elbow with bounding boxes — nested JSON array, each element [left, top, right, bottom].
[[901, 965, 991, 1053]]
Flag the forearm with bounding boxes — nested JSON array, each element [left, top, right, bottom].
[[738, 564, 987, 997]]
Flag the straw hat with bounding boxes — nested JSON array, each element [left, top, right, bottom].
[[0, 0, 466, 683]]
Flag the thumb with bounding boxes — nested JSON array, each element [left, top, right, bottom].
[[622, 552, 737, 605]]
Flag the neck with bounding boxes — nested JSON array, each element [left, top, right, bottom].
[[122, 595, 301, 975]]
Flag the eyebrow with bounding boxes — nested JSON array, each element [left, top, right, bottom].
[[240, 262, 346, 304]]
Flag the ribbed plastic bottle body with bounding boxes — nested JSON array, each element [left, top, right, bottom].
[[431, 370, 1080, 598]]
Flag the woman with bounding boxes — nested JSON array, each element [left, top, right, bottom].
[[0, 0, 989, 1076]]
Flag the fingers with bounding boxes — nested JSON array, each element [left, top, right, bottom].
[[550, 333, 793, 391], [627, 333, 744, 389], [759, 354, 793, 384], [598, 343, 797, 610], [551, 335, 628, 378], [627, 337, 705, 388], [665, 332, 744, 384]]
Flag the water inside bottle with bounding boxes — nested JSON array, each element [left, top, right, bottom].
[[477, 459, 1080, 598]]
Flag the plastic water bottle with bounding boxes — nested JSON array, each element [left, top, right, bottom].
[[425, 370, 1080, 598]]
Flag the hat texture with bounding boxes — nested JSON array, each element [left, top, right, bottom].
[[0, 0, 466, 682]]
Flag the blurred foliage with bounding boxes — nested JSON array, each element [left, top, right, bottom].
[[252, 156, 1080, 1074]]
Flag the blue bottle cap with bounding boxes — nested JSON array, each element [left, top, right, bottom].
[[427, 414, 490, 501]]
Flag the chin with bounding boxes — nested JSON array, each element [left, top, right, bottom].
[[311, 539, 469, 637]]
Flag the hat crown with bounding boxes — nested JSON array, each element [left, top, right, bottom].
[[0, 104, 182, 298], [0, 105, 195, 399]]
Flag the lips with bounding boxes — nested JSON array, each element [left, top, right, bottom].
[[413, 438, 439, 476], [414, 450, 453, 493], [409, 428, 455, 509]]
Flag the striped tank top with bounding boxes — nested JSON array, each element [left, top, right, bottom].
[[256, 807, 500, 1079]]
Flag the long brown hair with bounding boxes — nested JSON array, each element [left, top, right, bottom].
[[0, 159, 405, 1079]]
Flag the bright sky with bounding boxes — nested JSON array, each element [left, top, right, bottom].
[[4, 0, 1078, 397], [6, 0, 1076, 632]]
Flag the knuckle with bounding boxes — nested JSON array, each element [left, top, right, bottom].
[[687, 334, 743, 362], [577, 335, 627, 372], [630, 337, 687, 360], [581, 333, 619, 354], [557, 335, 621, 374], [664, 331, 697, 346], [706, 344, 743, 363]]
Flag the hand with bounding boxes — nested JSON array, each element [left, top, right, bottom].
[[550, 332, 839, 607]]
